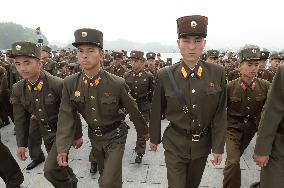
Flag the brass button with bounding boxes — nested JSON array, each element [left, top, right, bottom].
[[192, 89, 195, 94], [36, 99, 39, 102], [38, 109, 42, 112], [91, 96, 95, 99], [92, 108, 96, 111]]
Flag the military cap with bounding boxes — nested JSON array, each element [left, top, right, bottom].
[[11, 41, 41, 59], [177, 15, 208, 38], [72, 28, 103, 49], [207, 50, 219, 58], [129, 50, 144, 61], [42, 46, 51, 53], [269, 52, 282, 60], [200, 52, 207, 61], [260, 50, 270, 60], [157, 53, 161, 57], [122, 50, 128, 57], [146, 52, 156, 60], [57, 60, 67, 69], [112, 51, 123, 59], [238, 47, 261, 63]]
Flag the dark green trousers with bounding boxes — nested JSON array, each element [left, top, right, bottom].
[[135, 110, 149, 155], [0, 138, 24, 188]]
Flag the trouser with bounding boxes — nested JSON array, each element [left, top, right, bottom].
[[44, 140, 78, 188], [28, 119, 45, 161], [135, 110, 149, 155], [223, 126, 256, 188], [89, 148, 97, 163], [162, 126, 209, 188], [260, 155, 284, 188], [88, 122, 128, 188], [0, 138, 24, 188]]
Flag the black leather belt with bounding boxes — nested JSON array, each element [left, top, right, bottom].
[[90, 121, 122, 136], [229, 115, 256, 124], [169, 123, 210, 142]]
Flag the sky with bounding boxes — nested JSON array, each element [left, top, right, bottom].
[[0, 0, 283, 51]]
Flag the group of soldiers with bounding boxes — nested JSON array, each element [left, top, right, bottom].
[[0, 14, 284, 188]]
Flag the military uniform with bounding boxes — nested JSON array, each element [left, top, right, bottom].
[[41, 46, 57, 76], [106, 51, 127, 77], [145, 52, 158, 77], [0, 134, 24, 188], [10, 42, 81, 188], [150, 15, 227, 188], [268, 53, 282, 77], [254, 64, 284, 188], [257, 50, 274, 83], [125, 50, 154, 162], [56, 28, 148, 188], [0, 65, 10, 127], [206, 49, 219, 64], [223, 48, 271, 188]]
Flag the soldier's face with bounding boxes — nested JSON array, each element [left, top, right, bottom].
[[41, 51, 49, 62], [177, 36, 206, 64], [270, 59, 281, 70], [113, 58, 122, 66], [14, 56, 41, 81], [130, 59, 143, 72], [147, 59, 156, 70], [207, 56, 218, 63], [76, 44, 103, 71], [259, 60, 267, 70], [239, 60, 259, 79]]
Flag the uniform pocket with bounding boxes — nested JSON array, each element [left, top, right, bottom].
[[206, 86, 222, 95], [101, 96, 118, 115]]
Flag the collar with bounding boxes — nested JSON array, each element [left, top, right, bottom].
[[82, 69, 103, 88], [180, 60, 203, 79], [26, 72, 45, 92], [240, 79, 256, 91]]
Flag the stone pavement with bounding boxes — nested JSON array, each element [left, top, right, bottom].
[[0, 116, 260, 188]]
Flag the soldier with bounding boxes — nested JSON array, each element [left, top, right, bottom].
[[10, 41, 82, 187], [268, 52, 282, 76], [0, 65, 10, 128], [145, 52, 157, 76], [106, 51, 127, 77], [56, 60, 70, 79], [149, 15, 226, 188], [257, 50, 274, 82], [253, 64, 284, 188], [206, 49, 219, 63], [0, 134, 24, 188], [124, 50, 154, 164], [227, 63, 240, 82], [55, 28, 149, 188], [41, 46, 57, 75], [222, 47, 271, 188]]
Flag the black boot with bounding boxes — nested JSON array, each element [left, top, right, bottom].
[[135, 153, 143, 164], [90, 162, 98, 174], [250, 182, 260, 188], [26, 158, 45, 170]]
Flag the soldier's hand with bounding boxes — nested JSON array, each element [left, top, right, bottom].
[[73, 137, 83, 149], [57, 153, 68, 167], [150, 143, 158, 152], [143, 133, 150, 141], [253, 153, 269, 167], [30, 114, 37, 121], [16, 147, 27, 161], [211, 153, 222, 166]]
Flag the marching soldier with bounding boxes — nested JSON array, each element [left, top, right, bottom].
[[206, 49, 219, 64], [150, 15, 226, 188], [257, 50, 273, 82], [124, 50, 154, 164], [106, 51, 127, 77], [55, 28, 149, 188], [10, 41, 82, 187], [146, 52, 158, 76], [268, 52, 282, 76], [223, 47, 271, 188], [56, 60, 70, 79], [41, 46, 57, 75], [253, 64, 284, 188]]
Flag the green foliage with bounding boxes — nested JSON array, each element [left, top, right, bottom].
[[0, 22, 48, 50]]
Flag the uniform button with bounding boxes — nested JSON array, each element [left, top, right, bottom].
[[90, 83, 93, 86], [36, 99, 39, 102], [247, 97, 251, 100], [135, 81, 138, 83], [92, 108, 96, 111], [135, 92, 138, 95], [34, 88, 37, 91], [38, 109, 42, 112], [135, 86, 137, 89], [192, 89, 195, 94], [247, 107, 250, 110], [192, 105, 196, 108], [91, 96, 95, 99], [41, 119, 45, 122], [93, 119, 97, 122], [191, 73, 194, 77]]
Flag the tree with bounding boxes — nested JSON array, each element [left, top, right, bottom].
[[0, 22, 48, 50]]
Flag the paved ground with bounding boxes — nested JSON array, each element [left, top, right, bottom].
[[0, 116, 260, 187]]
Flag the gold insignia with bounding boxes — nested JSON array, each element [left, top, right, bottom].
[[15, 45, 22, 51], [82, 32, 88, 37], [191, 21, 197, 28], [252, 49, 256, 53], [104, 92, 111, 97], [181, 66, 188, 79], [75, 90, 81, 97], [197, 66, 203, 78]]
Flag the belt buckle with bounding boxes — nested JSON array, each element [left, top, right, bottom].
[[192, 134, 201, 142], [94, 129, 103, 136]]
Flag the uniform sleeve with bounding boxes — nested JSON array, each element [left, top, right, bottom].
[[11, 86, 30, 147], [56, 80, 77, 153], [119, 80, 148, 135], [211, 68, 227, 154], [148, 74, 155, 102], [149, 73, 166, 145], [254, 67, 284, 156]]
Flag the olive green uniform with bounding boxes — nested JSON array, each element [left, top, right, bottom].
[[0, 134, 24, 188], [106, 64, 126, 78], [223, 78, 270, 188], [254, 65, 284, 188], [42, 59, 57, 76], [11, 70, 81, 188], [257, 69, 274, 83], [56, 70, 148, 188], [150, 60, 227, 188], [125, 69, 154, 155]]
